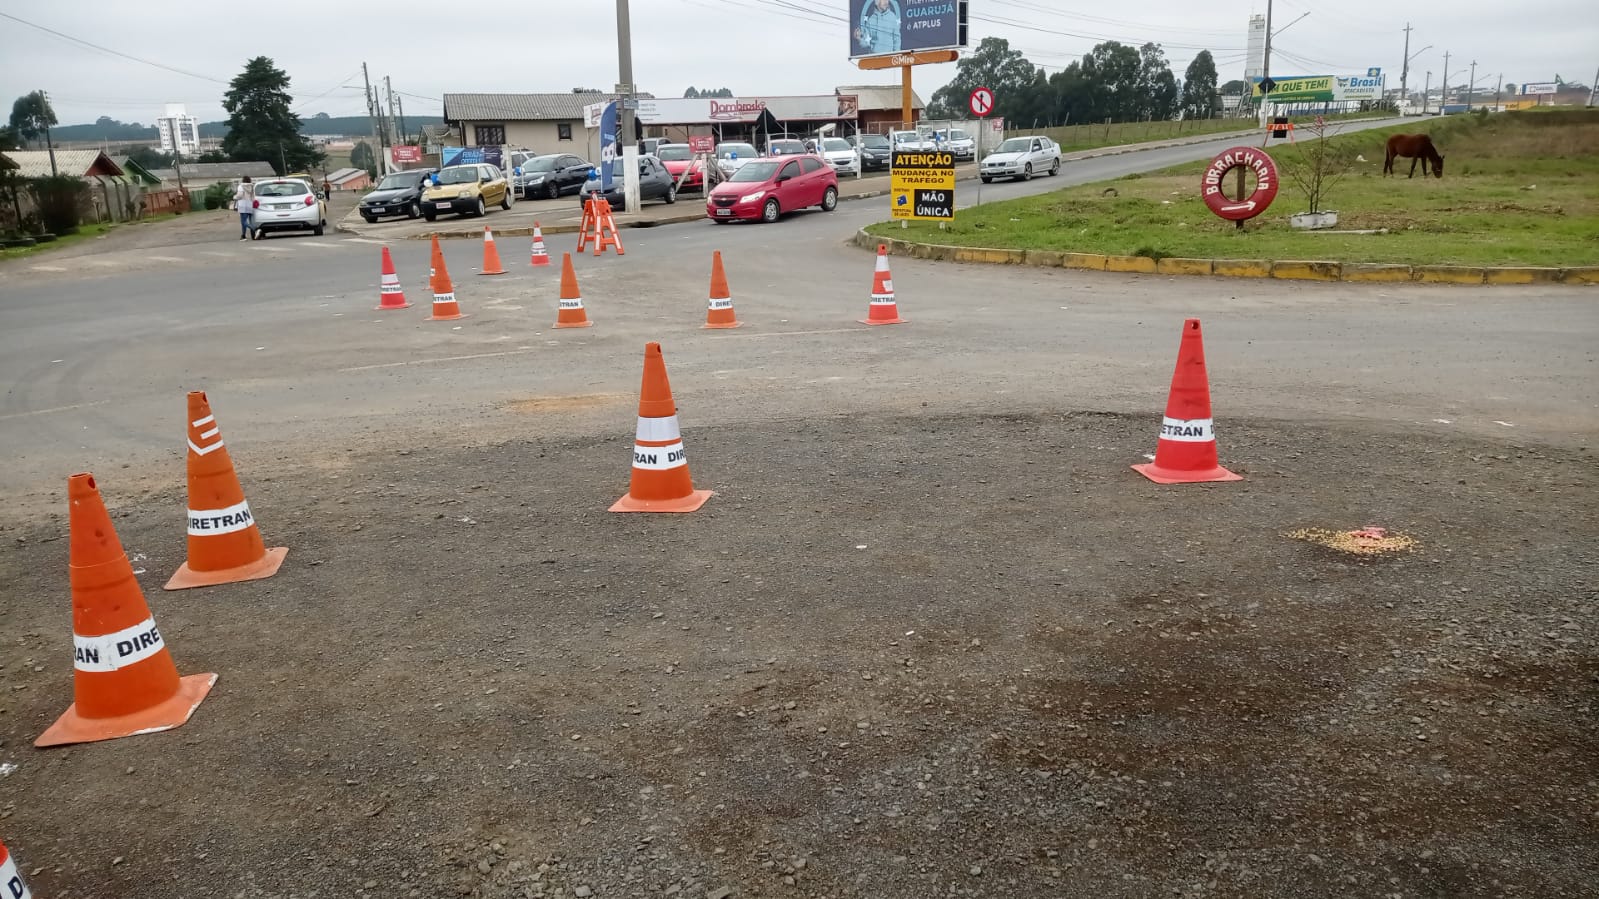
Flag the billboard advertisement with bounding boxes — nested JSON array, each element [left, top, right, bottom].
[[1252, 74, 1384, 103], [1521, 82, 1557, 95], [441, 146, 504, 168], [849, 0, 967, 59], [1334, 73, 1384, 101]]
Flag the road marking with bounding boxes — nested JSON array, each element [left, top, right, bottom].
[[201, 251, 238, 258], [0, 399, 111, 421], [711, 328, 864, 339], [343, 237, 386, 245], [298, 241, 339, 248], [148, 255, 185, 262], [339, 348, 545, 373], [258, 246, 293, 253], [29, 265, 67, 272]]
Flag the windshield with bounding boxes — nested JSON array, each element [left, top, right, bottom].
[[437, 166, 480, 185], [717, 143, 756, 159], [525, 157, 560, 172], [860, 135, 889, 149], [375, 173, 421, 190], [729, 161, 780, 183], [255, 181, 308, 197], [950, 130, 970, 140], [892, 133, 920, 144], [822, 138, 851, 152], [768, 140, 804, 154], [996, 138, 1031, 153], [656, 145, 691, 161]]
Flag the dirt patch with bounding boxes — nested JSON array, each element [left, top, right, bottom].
[[0, 412, 1594, 898], [503, 394, 629, 414]]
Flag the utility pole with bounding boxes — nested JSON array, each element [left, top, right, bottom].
[[1423, 71, 1431, 114], [1588, 64, 1598, 107], [385, 76, 399, 145], [1494, 74, 1503, 110], [361, 62, 382, 177], [1400, 23, 1412, 104], [1467, 60, 1477, 110], [616, 0, 640, 214], [1257, 0, 1274, 128], [1441, 52, 1450, 109]]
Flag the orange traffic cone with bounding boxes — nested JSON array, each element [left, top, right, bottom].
[[610, 342, 712, 513], [0, 838, 32, 896], [36, 473, 218, 747], [861, 244, 906, 325], [375, 245, 410, 310], [427, 235, 466, 320], [164, 391, 289, 590], [554, 252, 593, 328], [1132, 318, 1243, 484], [703, 251, 743, 329], [479, 227, 507, 275], [530, 221, 551, 267]]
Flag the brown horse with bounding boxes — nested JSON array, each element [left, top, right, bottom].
[[1384, 134, 1444, 178]]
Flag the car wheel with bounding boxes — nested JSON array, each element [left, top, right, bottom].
[[361, 214, 376, 223], [500, 192, 512, 210], [546, 182, 560, 200], [761, 198, 780, 223], [408, 201, 421, 219], [1022, 163, 1034, 182], [665, 185, 677, 205], [1049, 159, 1061, 176], [981, 176, 993, 184], [474, 197, 486, 217], [821, 185, 838, 212], [424, 213, 436, 222], [313, 222, 325, 236]]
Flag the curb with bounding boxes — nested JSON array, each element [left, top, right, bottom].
[[850, 230, 1599, 286]]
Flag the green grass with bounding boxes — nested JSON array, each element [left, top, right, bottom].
[[882, 110, 1599, 267], [1027, 111, 1377, 154], [1, 222, 118, 260]]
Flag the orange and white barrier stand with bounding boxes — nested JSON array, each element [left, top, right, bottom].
[[610, 342, 712, 513], [37, 473, 218, 747], [427, 234, 466, 321], [860, 244, 906, 325], [576, 197, 597, 254], [479, 226, 507, 275], [1, 837, 34, 897], [703, 250, 742, 329], [530, 221, 551, 267], [164, 391, 289, 590], [375, 245, 410, 310], [594, 198, 624, 256], [1132, 318, 1243, 484], [554, 252, 593, 329]]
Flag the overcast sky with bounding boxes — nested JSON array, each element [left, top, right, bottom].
[[2, 0, 1594, 126]]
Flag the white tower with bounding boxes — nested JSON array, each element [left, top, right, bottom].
[[1244, 15, 1267, 83]]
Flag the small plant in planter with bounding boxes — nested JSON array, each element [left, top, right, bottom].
[[1283, 117, 1352, 230]]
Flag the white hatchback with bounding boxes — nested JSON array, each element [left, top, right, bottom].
[[250, 178, 326, 239], [817, 137, 860, 175]]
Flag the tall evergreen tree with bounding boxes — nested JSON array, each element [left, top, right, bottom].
[[221, 57, 323, 174], [926, 38, 1040, 121], [10, 90, 59, 175], [1182, 51, 1221, 119]]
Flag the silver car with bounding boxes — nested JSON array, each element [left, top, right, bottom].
[[980, 135, 1062, 182]]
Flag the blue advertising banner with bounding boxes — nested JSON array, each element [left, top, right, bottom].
[[441, 146, 505, 168], [849, 0, 964, 59], [599, 101, 620, 190]]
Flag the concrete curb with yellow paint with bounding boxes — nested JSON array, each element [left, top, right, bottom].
[[852, 230, 1597, 286]]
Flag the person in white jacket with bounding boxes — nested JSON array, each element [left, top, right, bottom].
[[233, 176, 255, 240]]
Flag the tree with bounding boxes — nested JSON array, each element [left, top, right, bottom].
[[1134, 43, 1179, 120], [1220, 79, 1247, 95], [0, 123, 22, 228], [10, 90, 59, 176], [221, 57, 323, 175], [684, 87, 700, 99], [118, 145, 175, 171], [1504, 82, 1517, 97], [351, 141, 377, 177], [926, 38, 1040, 121], [1182, 51, 1220, 119]]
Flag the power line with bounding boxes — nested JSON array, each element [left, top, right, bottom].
[[0, 11, 228, 84], [989, 0, 1238, 37]]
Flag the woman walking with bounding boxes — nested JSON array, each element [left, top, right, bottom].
[[233, 176, 255, 240]]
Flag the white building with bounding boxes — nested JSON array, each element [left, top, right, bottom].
[[1244, 15, 1267, 83], [156, 103, 200, 156]]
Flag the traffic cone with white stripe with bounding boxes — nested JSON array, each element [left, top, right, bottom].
[[703, 250, 742, 329], [530, 221, 551, 267], [0, 838, 33, 897], [554, 252, 593, 328], [37, 472, 217, 747], [479, 226, 507, 275], [375, 245, 410, 310], [427, 235, 466, 321], [860, 244, 906, 325], [610, 342, 713, 513], [1132, 318, 1242, 484], [164, 391, 289, 590]]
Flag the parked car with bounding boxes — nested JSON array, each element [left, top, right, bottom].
[[577, 155, 678, 210], [639, 137, 671, 157], [944, 128, 976, 160], [847, 133, 891, 171], [706, 155, 838, 224], [714, 142, 760, 179], [516, 154, 595, 200], [655, 144, 708, 191], [889, 130, 935, 152], [816, 137, 860, 175], [249, 178, 326, 239], [422, 164, 512, 220], [766, 138, 807, 157], [980, 135, 1062, 182], [358, 169, 436, 222]]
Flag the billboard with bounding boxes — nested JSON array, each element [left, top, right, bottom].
[[1334, 73, 1384, 101], [1252, 74, 1384, 103], [849, 0, 967, 59], [1521, 82, 1557, 95], [441, 146, 504, 167]]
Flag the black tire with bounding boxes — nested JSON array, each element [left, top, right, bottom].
[[500, 191, 512, 210], [664, 185, 677, 205], [423, 213, 436, 223], [1049, 159, 1061, 176], [546, 181, 560, 200], [361, 214, 376, 224], [981, 176, 993, 184], [821, 185, 838, 212], [474, 197, 486, 217], [761, 197, 780, 223], [1021, 163, 1034, 182], [313, 222, 325, 236], [408, 201, 421, 219]]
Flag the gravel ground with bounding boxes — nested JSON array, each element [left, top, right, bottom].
[[1, 408, 1594, 898]]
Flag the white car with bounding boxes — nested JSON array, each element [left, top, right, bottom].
[[817, 137, 860, 175], [944, 128, 976, 160], [888, 130, 935, 152], [715, 142, 759, 179], [980, 136, 1062, 182], [249, 178, 326, 239]]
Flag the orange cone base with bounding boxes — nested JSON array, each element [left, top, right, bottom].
[[478, 270, 506, 277], [609, 489, 713, 513], [532, 258, 551, 267], [703, 320, 743, 330], [164, 546, 287, 591], [374, 301, 412, 311], [859, 316, 907, 325], [428, 312, 467, 321], [35, 672, 217, 748], [554, 320, 594, 329], [1131, 462, 1242, 485]]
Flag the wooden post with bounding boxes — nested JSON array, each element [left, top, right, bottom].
[[902, 65, 914, 128]]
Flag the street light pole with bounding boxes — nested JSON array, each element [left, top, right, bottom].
[[1467, 60, 1477, 110], [616, 0, 641, 214], [1400, 23, 1412, 103], [1423, 71, 1431, 114]]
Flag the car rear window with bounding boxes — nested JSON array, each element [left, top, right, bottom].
[[255, 181, 308, 197]]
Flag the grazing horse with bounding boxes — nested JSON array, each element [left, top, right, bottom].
[[1384, 134, 1444, 178]]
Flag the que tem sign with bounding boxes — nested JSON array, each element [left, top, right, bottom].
[[1201, 146, 1279, 222]]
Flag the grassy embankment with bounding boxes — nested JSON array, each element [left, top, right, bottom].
[[879, 109, 1599, 267]]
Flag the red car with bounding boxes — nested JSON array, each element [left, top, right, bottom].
[[706, 155, 839, 224], [655, 144, 706, 191]]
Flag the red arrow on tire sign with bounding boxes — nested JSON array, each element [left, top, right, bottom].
[[969, 87, 994, 118]]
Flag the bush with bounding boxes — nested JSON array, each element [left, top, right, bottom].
[[203, 181, 234, 211], [27, 175, 86, 235]]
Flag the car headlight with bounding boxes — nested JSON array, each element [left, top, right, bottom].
[[739, 190, 766, 203], [457, 190, 473, 199], [529, 174, 545, 183]]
